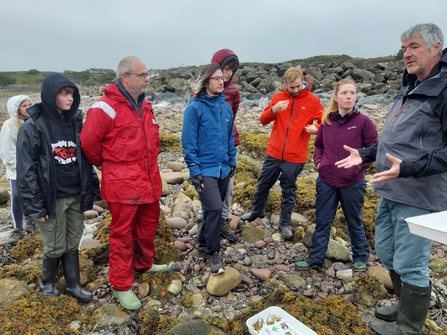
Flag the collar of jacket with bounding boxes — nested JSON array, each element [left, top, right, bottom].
[[112, 80, 146, 117], [403, 48, 447, 97], [330, 108, 359, 123]]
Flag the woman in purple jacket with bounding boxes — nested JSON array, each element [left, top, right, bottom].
[[296, 78, 378, 271]]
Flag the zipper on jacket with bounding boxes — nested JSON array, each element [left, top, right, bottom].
[[218, 99, 223, 176], [140, 104, 155, 200], [295, 105, 300, 120], [281, 97, 295, 160]]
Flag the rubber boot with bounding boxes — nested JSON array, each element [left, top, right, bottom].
[[369, 281, 432, 335], [61, 249, 93, 303], [375, 270, 402, 321], [40, 254, 61, 296]]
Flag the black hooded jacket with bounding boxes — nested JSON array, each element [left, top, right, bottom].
[[16, 73, 99, 222]]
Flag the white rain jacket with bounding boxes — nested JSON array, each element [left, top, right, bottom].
[[0, 95, 32, 179]]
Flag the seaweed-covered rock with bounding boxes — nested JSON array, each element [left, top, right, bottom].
[[0, 278, 31, 307]]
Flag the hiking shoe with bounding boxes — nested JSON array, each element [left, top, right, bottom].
[[197, 209, 203, 223], [353, 262, 367, 272], [295, 261, 311, 269], [208, 253, 225, 275], [195, 246, 207, 261], [113, 289, 142, 310], [240, 211, 265, 221], [279, 225, 292, 241], [7, 228, 24, 245], [220, 219, 237, 243], [25, 223, 39, 234]]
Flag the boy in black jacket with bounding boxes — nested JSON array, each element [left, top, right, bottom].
[[16, 73, 98, 303]]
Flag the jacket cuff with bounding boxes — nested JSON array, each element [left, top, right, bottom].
[[399, 161, 411, 178]]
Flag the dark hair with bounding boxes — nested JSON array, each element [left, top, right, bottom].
[[58, 86, 75, 95], [223, 57, 239, 71], [194, 63, 221, 99]]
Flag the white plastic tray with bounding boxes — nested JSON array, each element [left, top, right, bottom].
[[406, 211, 447, 244], [246, 306, 316, 335]]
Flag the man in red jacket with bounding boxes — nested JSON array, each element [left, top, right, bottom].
[[241, 66, 324, 240], [80, 56, 167, 311]]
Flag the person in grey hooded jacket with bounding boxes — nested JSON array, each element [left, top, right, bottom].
[[336, 23, 447, 334]]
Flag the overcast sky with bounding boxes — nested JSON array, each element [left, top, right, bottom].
[[1, 0, 446, 72]]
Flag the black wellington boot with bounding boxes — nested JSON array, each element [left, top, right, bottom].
[[369, 281, 432, 335], [375, 270, 402, 321], [40, 254, 61, 296], [61, 249, 93, 303]]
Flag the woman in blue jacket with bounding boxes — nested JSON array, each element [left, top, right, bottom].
[[182, 63, 236, 275], [296, 78, 378, 271]]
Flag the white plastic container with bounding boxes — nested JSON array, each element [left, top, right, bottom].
[[246, 306, 316, 335], [405, 211, 447, 243]]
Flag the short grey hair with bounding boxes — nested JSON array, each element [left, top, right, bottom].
[[116, 56, 141, 80], [401, 23, 444, 54]]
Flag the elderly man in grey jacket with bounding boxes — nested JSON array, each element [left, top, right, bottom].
[[336, 23, 447, 335]]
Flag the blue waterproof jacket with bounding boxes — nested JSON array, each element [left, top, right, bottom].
[[182, 93, 236, 179]]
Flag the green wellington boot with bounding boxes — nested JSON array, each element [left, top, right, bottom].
[[113, 289, 142, 310], [369, 281, 432, 335], [148, 264, 169, 272], [374, 270, 402, 322]]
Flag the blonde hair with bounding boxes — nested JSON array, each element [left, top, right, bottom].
[[321, 78, 357, 125], [284, 66, 304, 84], [12, 97, 32, 134]]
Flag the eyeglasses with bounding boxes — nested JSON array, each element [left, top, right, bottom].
[[210, 76, 227, 82], [125, 72, 150, 79]]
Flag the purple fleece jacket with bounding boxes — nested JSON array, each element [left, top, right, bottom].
[[314, 109, 378, 188]]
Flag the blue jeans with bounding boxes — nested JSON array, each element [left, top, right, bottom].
[[375, 198, 431, 287], [307, 178, 369, 267]]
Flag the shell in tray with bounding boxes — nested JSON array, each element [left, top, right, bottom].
[[246, 306, 316, 335]]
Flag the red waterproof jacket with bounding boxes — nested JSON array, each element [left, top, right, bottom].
[[260, 77, 324, 163], [80, 83, 162, 204], [211, 48, 241, 146]]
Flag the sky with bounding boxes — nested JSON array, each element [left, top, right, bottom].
[[1, 0, 447, 72]]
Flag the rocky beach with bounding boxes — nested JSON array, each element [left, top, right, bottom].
[[0, 57, 447, 335]]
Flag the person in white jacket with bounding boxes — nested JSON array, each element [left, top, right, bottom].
[[0, 95, 36, 244]]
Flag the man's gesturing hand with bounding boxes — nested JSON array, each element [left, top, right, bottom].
[[335, 145, 362, 169]]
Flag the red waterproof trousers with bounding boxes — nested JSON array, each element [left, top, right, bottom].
[[108, 201, 160, 291]]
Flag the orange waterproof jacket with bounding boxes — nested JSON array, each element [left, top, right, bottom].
[[260, 78, 324, 163]]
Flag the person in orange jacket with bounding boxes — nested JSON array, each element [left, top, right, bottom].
[[241, 66, 324, 240]]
